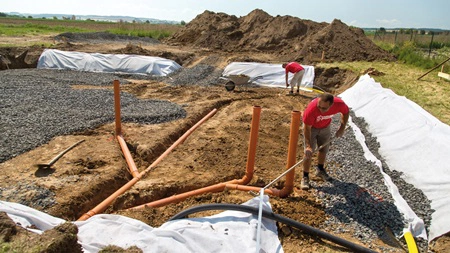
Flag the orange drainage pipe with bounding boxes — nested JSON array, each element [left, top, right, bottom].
[[114, 80, 140, 178], [227, 110, 301, 197], [237, 105, 261, 185], [278, 110, 301, 197], [127, 106, 262, 210], [77, 108, 218, 221]]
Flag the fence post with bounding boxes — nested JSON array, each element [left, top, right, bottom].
[[428, 33, 435, 58]]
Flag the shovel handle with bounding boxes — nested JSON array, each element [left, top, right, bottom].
[[47, 139, 85, 166]]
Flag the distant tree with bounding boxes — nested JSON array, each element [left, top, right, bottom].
[[180, 20, 186, 26], [42, 17, 47, 19], [419, 30, 426, 35], [145, 20, 150, 23], [379, 27, 386, 33], [27, 15, 33, 19], [53, 16, 58, 20], [71, 15, 76, 20], [0, 12, 7, 17]]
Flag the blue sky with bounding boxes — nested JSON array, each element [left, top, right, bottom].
[[2, 0, 449, 29]]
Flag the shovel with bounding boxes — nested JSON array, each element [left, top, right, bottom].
[[36, 139, 85, 169]]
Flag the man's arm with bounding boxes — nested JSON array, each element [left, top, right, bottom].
[[335, 112, 349, 138], [285, 71, 289, 87], [303, 124, 313, 158]]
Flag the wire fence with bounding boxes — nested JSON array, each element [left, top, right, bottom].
[[368, 31, 450, 47], [368, 31, 450, 74]]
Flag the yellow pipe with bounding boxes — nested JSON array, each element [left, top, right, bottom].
[[404, 231, 418, 253]]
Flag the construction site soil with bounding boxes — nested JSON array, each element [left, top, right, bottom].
[[0, 9, 448, 253]]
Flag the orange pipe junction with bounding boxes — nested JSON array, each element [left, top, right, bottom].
[[128, 107, 302, 211], [77, 84, 218, 221], [114, 80, 140, 178]]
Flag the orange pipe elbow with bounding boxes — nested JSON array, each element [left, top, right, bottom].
[[130, 183, 227, 209], [117, 135, 140, 178]]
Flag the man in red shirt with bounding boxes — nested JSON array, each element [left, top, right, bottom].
[[282, 62, 305, 94], [301, 93, 349, 190]]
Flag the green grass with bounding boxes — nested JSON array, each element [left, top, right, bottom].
[[106, 28, 173, 39], [317, 61, 450, 125], [0, 22, 91, 36]]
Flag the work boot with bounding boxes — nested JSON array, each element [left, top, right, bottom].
[[300, 177, 310, 190], [315, 167, 332, 181], [296, 88, 300, 93]]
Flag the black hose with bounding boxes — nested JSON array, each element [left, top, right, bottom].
[[169, 203, 377, 253]]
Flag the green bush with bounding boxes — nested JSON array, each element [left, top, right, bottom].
[[391, 41, 447, 69]]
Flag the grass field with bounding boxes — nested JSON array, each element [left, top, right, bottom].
[[0, 17, 180, 38], [318, 61, 450, 125]]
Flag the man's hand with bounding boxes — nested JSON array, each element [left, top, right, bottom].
[[335, 125, 346, 138], [304, 146, 313, 159]]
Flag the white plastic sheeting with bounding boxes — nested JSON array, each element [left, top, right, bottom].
[[340, 74, 450, 242], [222, 62, 315, 89], [37, 49, 181, 76], [0, 196, 282, 253]]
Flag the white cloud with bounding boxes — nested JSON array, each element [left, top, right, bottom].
[[375, 19, 401, 26]]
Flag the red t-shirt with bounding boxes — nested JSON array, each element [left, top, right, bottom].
[[285, 62, 304, 74], [302, 97, 349, 129]]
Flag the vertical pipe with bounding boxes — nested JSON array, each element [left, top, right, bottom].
[[114, 80, 121, 136], [279, 110, 301, 197], [242, 106, 261, 185]]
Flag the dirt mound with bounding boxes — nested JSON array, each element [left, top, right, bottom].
[[0, 46, 43, 70], [166, 9, 396, 63]]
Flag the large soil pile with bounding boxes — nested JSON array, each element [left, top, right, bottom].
[[166, 9, 396, 63]]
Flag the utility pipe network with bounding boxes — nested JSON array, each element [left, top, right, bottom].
[[77, 80, 218, 221], [128, 109, 302, 211]]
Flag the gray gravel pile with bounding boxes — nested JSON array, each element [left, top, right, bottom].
[[311, 113, 433, 252], [0, 69, 186, 163], [54, 32, 161, 45], [0, 182, 56, 210], [168, 64, 224, 87]]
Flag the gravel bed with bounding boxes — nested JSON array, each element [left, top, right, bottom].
[[167, 64, 224, 87], [0, 68, 186, 163], [311, 113, 433, 252]]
